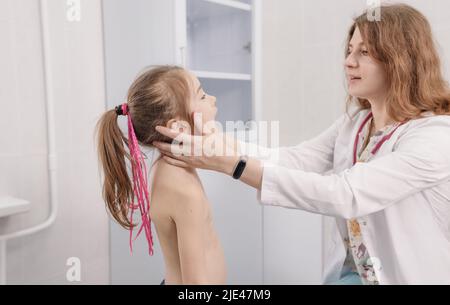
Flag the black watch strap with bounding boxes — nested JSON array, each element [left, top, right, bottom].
[[232, 156, 249, 180]]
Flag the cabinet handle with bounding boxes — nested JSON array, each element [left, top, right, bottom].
[[243, 41, 252, 54]]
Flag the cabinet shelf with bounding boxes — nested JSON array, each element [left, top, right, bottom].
[[193, 70, 251, 80], [187, 0, 252, 75], [201, 0, 252, 11]]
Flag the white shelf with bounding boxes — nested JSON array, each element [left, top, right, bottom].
[[193, 70, 251, 80], [201, 0, 252, 11], [0, 197, 30, 218]]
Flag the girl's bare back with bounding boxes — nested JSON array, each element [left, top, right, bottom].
[[149, 158, 227, 285]]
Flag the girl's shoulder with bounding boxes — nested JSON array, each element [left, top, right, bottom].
[[150, 158, 208, 220]]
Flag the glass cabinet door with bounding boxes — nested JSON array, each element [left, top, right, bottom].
[[184, 0, 254, 127]]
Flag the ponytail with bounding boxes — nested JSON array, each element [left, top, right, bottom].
[[96, 104, 154, 255]]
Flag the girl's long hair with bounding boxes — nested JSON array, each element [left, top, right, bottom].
[[95, 66, 194, 254]]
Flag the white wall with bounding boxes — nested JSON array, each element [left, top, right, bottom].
[[259, 0, 450, 284], [0, 0, 109, 284], [259, 0, 342, 285]]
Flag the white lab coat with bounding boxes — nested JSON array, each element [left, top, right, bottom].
[[240, 108, 450, 285]]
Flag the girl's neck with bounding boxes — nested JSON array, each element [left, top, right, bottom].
[[156, 157, 197, 174]]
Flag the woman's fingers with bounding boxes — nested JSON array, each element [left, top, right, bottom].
[[162, 155, 190, 168], [155, 126, 178, 139], [153, 141, 190, 157], [193, 112, 204, 136], [158, 149, 192, 165], [153, 141, 175, 154], [155, 126, 191, 144]]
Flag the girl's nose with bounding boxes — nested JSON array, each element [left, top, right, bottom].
[[211, 96, 217, 107]]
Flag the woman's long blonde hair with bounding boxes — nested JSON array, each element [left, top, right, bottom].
[[346, 3, 450, 121]]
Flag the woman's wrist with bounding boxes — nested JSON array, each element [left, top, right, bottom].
[[212, 133, 241, 175], [215, 156, 241, 176]]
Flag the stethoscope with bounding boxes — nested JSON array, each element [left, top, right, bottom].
[[353, 112, 407, 165]]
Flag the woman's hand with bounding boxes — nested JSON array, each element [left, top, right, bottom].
[[152, 127, 240, 175]]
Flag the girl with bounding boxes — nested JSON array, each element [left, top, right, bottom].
[[154, 4, 450, 285], [96, 66, 226, 285]]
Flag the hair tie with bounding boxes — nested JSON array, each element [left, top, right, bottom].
[[115, 103, 129, 116]]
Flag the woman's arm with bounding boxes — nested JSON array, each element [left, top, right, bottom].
[[201, 119, 450, 219], [236, 114, 347, 174], [251, 122, 450, 219], [154, 114, 347, 175], [218, 155, 264, 190], [153, 114, 347, 191]]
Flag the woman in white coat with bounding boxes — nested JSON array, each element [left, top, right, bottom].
[[153, 4, 450, 285]]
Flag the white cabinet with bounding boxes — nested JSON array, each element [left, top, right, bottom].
[[103, 0, 262, 284], [177, 0, 260, 126]]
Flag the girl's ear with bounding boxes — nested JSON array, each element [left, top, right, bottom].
[[166, 118, 190, 133], [166, 119, 178, 130]]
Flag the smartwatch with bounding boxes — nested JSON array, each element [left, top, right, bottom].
[[232, 155, 249, 180]]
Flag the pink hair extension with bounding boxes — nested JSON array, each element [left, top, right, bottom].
[[121, 103, 154, 256]]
